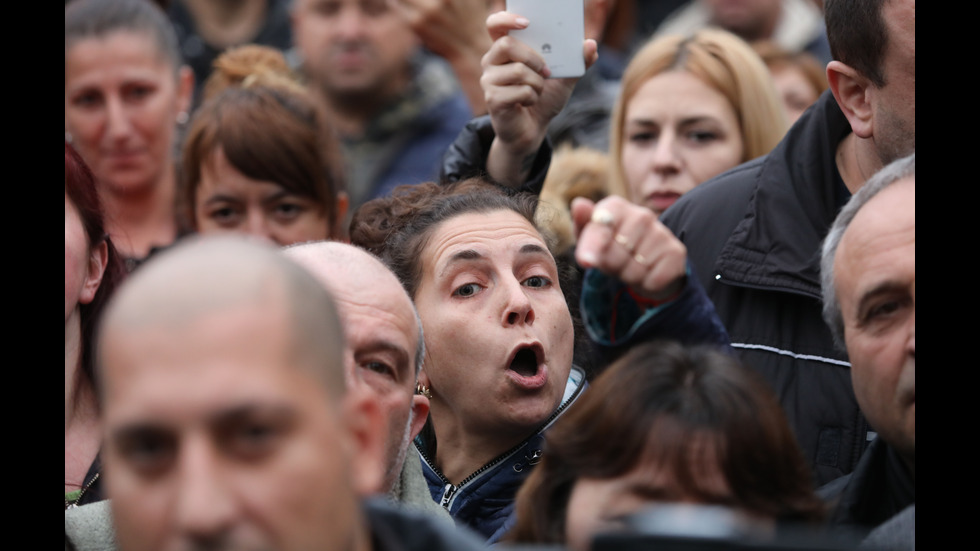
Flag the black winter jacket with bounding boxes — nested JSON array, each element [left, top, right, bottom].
[[817, 437, 915, 538], [659, 91, 870, 485]]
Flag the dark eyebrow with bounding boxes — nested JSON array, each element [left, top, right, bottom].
[[110, 423, 172, 446], [519, 243, 550, 257], [628, 116, 721, 127], [202, 193, 243, 206], [448, 249, 483, 263], [210, 404, 297, 427], [261, 188, 305, 206]]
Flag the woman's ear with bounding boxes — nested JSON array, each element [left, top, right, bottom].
[[176, 65, 195, 122], [80, 239, 108, 306]]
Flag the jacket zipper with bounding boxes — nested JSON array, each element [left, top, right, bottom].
[[420, 372, 586, 511]]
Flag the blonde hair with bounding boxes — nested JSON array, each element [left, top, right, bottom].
[[608, 29, 786, 199]]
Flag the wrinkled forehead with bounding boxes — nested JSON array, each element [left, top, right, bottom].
[[423, 210, 553, 273]]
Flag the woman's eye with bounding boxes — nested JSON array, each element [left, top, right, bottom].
[[208, 206, 241, 226], [629, 131, 656, 144], [72, 90, 102, 109], [273, 202, 304, 221], [453, 283, 482, 297], [687, 130, 719, 143], [124, 84, 155, 103], [523, 276, 551, 288]]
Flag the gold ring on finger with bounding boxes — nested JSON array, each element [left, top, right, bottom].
[[614, 233, 634, 252]]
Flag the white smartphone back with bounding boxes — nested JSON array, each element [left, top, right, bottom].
[[506, 0, 586, 78]]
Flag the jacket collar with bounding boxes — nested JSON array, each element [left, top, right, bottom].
[[714, 90, 853, 299]]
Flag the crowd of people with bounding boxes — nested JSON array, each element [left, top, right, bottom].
[[66, 1, 914, 550]]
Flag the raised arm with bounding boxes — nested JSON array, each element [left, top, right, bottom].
[[482, 10, 597, 187]]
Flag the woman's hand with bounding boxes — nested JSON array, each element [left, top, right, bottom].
[[483, 10, 598, 187], [571, 196, 688, 302]]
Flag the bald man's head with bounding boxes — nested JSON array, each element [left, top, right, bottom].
[[284, 241, 428, 494], [284, 241, 425, 377], [96, 236, 386, 550], [99, 236, 346, 398]]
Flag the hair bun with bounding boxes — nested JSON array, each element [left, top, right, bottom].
[[203, 44, 305, 102]]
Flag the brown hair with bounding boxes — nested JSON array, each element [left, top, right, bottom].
[[65, 140, 127, 403], [507, 341, 825, 544], [178, 46, 344, 237], [350, 179, 542, 298], [608, 29, 786, 199]]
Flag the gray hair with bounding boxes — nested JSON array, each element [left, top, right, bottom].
[[821, 153, 915, 347], [66, 0, 184, 75], [413, 310, 426, 377]]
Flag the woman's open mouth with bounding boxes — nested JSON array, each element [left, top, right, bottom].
[[507, 344, 547, 389]]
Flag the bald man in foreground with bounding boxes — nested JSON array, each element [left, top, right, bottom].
[[83, 236, 484, 551], [284, 241, 448, 520]]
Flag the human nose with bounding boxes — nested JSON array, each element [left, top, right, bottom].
[[336, 5, 369, 41], [650, 131, 681, 174], [174, 438, 237, 543], [502, 277, 535, 326], [242, 210, 276, 245], [105, 95, 133, 142]]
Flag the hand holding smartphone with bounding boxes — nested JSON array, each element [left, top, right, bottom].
[[506, 0, 586, 78]]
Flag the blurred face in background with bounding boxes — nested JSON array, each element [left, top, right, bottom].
[[292, 0, 418, 105], [194, 148, 331, 246], [65, 31, 190, 196], [620, 71, 744, 215]]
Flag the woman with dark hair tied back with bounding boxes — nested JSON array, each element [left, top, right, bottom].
[[178, 44, 348, 245], [66, 140, 127, 509], [65, 0, 194, 268], [351, 179, 730, 542], [506, 340, 827, 550]]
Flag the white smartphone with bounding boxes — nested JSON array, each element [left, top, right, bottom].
[[506, 0, 585, 79]]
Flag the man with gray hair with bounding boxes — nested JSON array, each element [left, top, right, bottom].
[[73, 235, 482, 551], [819, 153, 914, 545], [284, 241, 448, 521]]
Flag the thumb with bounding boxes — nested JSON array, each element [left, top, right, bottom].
[[570, 196, 595, 239]]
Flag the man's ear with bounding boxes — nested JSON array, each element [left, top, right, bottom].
[[409, 394, 429, 440], [343, 386, 386, 497], [827, 60, 874, 139]]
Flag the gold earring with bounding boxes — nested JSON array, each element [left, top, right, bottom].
[[416, 382, 432, 399]]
